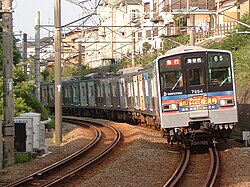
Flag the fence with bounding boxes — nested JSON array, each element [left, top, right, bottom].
[[195, 22, 237, 43]]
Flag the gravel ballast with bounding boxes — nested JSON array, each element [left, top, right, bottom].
[[0, 119, 249, 187]]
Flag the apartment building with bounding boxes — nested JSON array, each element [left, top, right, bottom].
[[23, 0, 248, 70]]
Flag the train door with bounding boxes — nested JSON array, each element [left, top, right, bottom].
[[144, 72, 151, 111], [138, 74, 145, 110], [119, 78, 127, 108], [72, 82, 80, 106], [126, 76, 133, 108], [183, 54, 209, 119], [87, 81, 95, 107], [133, 75, 139, 110], [80, 82, 87, 106]]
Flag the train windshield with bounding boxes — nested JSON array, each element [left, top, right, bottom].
[[208, 53, 232, 86], [187, 68, 204, 86], [160, 57, 183, 90]]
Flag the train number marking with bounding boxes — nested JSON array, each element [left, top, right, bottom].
[[191, 89, 203, 94]]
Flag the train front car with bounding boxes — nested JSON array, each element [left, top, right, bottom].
[[156, 46, 238, 145]]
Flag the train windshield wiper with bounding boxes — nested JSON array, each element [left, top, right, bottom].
[[172, 75, 182, 91], [220, 77, 228, 87]]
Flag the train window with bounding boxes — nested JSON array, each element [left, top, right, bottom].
[[42, 88, 47, 98], [100, 84, 104, 97], [49, 87, 54, 99], [89, 85, 94, 96], [81, 84, 86, 97], [187, 68, 204, 86], [112, 84, 116, 97], [67, 87, 71, 98], [97, 85, 101, 97], [160, 71, 183, 89], [208, 53, 232, 86], [73, 87, 76, 98]]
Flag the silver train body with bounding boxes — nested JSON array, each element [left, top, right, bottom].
[[41, 46, 238, 144]]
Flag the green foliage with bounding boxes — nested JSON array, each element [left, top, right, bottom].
[[47, 116, 55, 130], [0, 60, 50, 120], [14, 62, 29, 83], [13, 97, 33, 117], [15, 152, 33, 164], [14, 81, 49, 120], [162, 35, 189, 52], [173, 14, 187, 27], [206, 32, 250, 51], [236, 13, 250, 32], [142, 42, 152, 54], [41, 69, 50, 83], [206, 13, 250, 99], [136, 54, 156, 67], [232, 44, 250, 91], [62, 65, 77, 77], [117, 58, 132, 69], [0, 37, 21, 72]]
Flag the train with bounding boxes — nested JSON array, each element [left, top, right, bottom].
[[41, 46, 238, 145]]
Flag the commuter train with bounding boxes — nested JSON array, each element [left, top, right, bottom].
[[41, 46, 238, 145]]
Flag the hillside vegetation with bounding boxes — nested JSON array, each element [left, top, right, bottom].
[[205, 13, 250, 103]]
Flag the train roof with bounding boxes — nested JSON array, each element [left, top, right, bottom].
[[166, 46, 205, 54]]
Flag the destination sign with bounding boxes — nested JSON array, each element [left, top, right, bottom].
[[166, 58, 180, 66], [185, 57, 204, 64]]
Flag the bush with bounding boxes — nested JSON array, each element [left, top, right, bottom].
[[15, 152, 33, 164]]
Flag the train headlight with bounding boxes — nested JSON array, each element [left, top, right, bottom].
[[162, 103, 179, 112], [214, 125, 218, 130], [229, 124, 234, 129], [170, 103, 178, 110], [219, 98, 234, 107], [219, 124, 223, 130]]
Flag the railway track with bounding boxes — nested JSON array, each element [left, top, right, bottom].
[[164, 145, 219, 187], [6, 117, 121, 187]]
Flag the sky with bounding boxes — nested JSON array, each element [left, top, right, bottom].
[[13, 0, 85, 39]]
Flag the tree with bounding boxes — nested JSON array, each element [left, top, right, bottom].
[[142, 42, 152, 54], [0, 36, 50, 120]]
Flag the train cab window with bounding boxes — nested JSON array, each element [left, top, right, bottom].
[[209, 68, 232, 86], [187, 68, 204, 86], [208, 53, 232, 86], [160, 71, 183, 89]]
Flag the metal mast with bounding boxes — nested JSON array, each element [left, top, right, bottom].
[[35, 11, 41, 101], [54, 0, 62, 144]]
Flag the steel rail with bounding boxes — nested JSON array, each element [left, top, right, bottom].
[[43, 117, 122, 186], [6, 119, 101, 187], [204, 147, 219, 187], [163, 146, 190, 187]]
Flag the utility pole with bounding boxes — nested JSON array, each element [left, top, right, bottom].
[[0, 0, 2, 171], [187, 0, 195, 45], [35, 11, 41, 101], [78, 43, 82, 80], [111, 4, 114, 59], [54, 0, 62, 144], [2, 0, 15, 166], [23, 33, 28, 77], [0, 119, 2, 169], [131, 31, 135, 67]]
